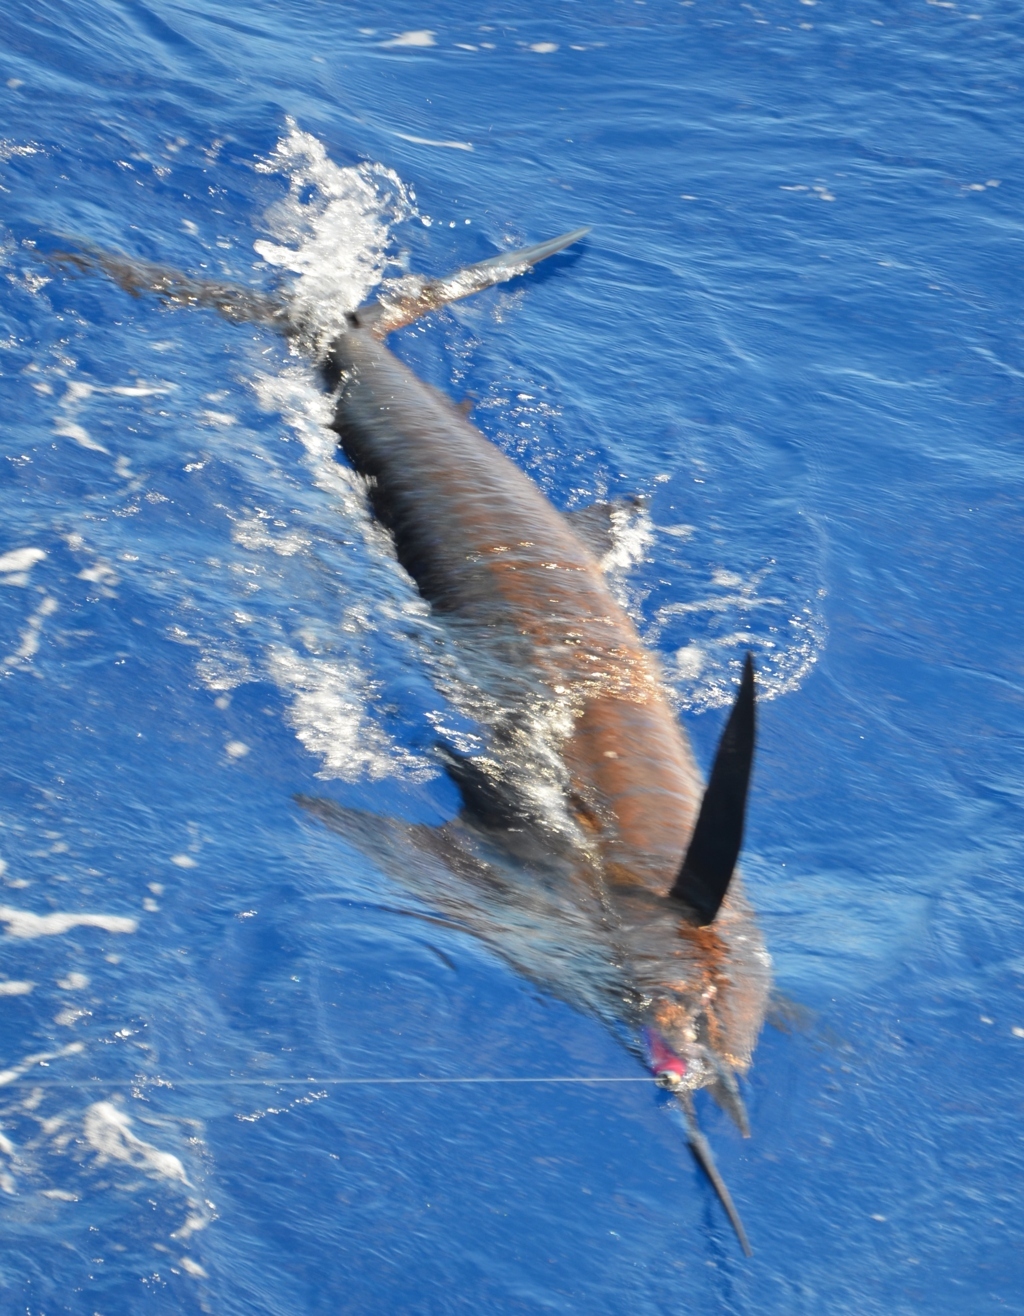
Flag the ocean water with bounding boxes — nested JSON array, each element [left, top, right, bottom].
[[0, 0, 1022, 1311]]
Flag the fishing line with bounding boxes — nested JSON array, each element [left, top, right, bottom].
[[3, 1075, 658, 1090]]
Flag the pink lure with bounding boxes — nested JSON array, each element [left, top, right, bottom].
[[644, 1027, 687, 1085]]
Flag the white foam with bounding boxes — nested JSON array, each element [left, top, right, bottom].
[[0, 1042, 84, 1087], [268, 646, 431, 782], [54, 377, 170, 456], [393, 132, 473, 152], [83, 1102, 189, 1184], [254, 121, 415, 350], [54, 1007, 90, 1027], [0, 140, 42, 162], [0, 547, 45, 575], [78, 563, 117, 586], [648, 553, 825, 710], [54, 420, 108, 453], [382, 29, 435, 46], [232, 513, 310, 558], [675, 644, 705, 681], [241, 362, 438, 784], [3, 595, 58, 670], [173, 1210, 213, 1241], [602, 501, 656, 579], [0, 905, 137, 939], [250, 364, 367, 517], [0, 980, 33, 996]]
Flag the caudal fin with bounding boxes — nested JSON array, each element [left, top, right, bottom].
[[43, 236, 292, 329], [42, 225, 589, 341], [352, 226, 591, 335]]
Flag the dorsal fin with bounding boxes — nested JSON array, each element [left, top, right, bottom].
[[670, 653, 755, 925]]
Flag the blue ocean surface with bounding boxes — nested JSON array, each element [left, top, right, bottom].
[[0, 0, 1022, 1310]]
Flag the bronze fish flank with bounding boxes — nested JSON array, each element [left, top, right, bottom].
[[53, 226, 772, 1255]]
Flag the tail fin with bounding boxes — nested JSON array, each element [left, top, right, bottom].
[[43, 225, 589, 340], [352, 226, 591, 335], [43, 237, 292, 330]]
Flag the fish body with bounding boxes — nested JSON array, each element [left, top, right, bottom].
[[323, 319, 771, 1101], [51, 223, 774, 1251]]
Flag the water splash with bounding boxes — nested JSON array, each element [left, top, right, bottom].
[[253, 120, 416, 352], [651, 563, 825, 711]]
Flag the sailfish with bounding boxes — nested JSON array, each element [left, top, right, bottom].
[[50, 224, 772, 1254]]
